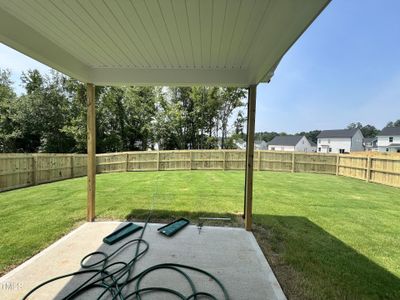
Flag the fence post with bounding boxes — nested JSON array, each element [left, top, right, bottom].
[[258, 150, 261, 171], [366, 157, 371, 182], [336, 155, 340, 176], [70, 155, 74, 178], [157, 151, 160, 171], [223, 150, 227, 170], [189, 151, 193, 170], [291, 152, 295, 173], [125, 153, 129, 172], [32, 155, 37, 185]]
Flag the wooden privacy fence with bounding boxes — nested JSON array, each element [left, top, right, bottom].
[[1, 150, 400, 192]]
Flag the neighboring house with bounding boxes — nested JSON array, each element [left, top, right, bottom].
[[377, 127, 400, 153], [234, 139, 246, 150], [363, 138, 378, 151], [317, 129, 364, 154], [267, 135, 314, 152], [309, 141, 317, 152]]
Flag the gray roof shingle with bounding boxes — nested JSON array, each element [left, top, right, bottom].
[[268, 135, 304, 146], [378, 127, 400, 136], [317, 129, 359, 139]]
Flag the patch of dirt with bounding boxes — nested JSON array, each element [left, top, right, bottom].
[[252, 223, 310, 300]]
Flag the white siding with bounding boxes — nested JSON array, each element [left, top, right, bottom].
[[317, 129, 364, 153], [377, 135, 400, 152], [267, 145, 295, 152], [268, 137, 314, 152], [377, 135, 400, 147], [317, 138, 351, 153]]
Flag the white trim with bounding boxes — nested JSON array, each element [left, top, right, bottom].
[[0, 7, 89, 82]]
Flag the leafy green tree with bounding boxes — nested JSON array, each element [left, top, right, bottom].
[[60, 78, 88, 153], [386, 120, 400, 128], [360, 125, 379, 138], [0, 69, 256, 153], [347, 122, 379, 138], [347, 122, 363, 130], [296, 130, 321, 144], [12, 70, 76, 152], [123, 86, 157, 151], [234, 111, 246, 136], [0, 69, 18, 152], [21, 69, 43, 95], [219, 88, 246, 149], [254, 131, 281, 143]]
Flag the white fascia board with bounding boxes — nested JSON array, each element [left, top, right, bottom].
[[0, 7, 90, 83], [255, 0, 331, 84], [90, 67, 251, 87]]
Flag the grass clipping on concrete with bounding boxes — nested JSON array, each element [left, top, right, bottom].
[[0, 171, 399, 299]]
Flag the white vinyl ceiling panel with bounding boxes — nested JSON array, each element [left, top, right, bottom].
[[0, 0, 330, 86]]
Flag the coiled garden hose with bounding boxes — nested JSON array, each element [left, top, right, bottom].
[[22, 219, 230, 300]]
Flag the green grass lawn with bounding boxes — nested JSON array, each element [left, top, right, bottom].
[[0, 171, 399, 299]]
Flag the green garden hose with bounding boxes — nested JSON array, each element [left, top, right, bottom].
[[22, 217, 230, 300]]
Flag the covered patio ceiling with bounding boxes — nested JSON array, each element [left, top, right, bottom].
[[0, 0, 329, 86], [0, 0, 330, 230]]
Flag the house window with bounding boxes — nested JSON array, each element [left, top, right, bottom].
[[271, 147, 275, 151], [329, 148, 332, 153], [339, 149, 345, 154], [386, 148, 389, 152], [389, 137, 393, 143], [318, 147, 321, 152]]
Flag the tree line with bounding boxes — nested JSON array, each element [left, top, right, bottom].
[[0, 69, 246, 153], [1, 68, 398, 153]]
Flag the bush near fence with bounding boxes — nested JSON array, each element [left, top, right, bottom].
[[1, 150, 400, 192]]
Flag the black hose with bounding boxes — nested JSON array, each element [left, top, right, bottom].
[[22, 218, 230, 300]]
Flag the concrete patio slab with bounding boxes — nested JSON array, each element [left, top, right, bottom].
[[0, 222, 286, 300]]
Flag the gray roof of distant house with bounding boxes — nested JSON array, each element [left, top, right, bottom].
[[317, 129, 359, 139], [310, 141, 317, 147], [378, 127, 400, 136], [268, 135, 303, 146]]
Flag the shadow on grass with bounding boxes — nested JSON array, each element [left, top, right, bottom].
[[124, 208, 243, 228], [252, 214, 400, 299]]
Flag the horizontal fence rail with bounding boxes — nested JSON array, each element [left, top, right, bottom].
[[1, 150, 400, 192]]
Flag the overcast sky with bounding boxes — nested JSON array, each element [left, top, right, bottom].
[[1, 0, 399, 133]]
